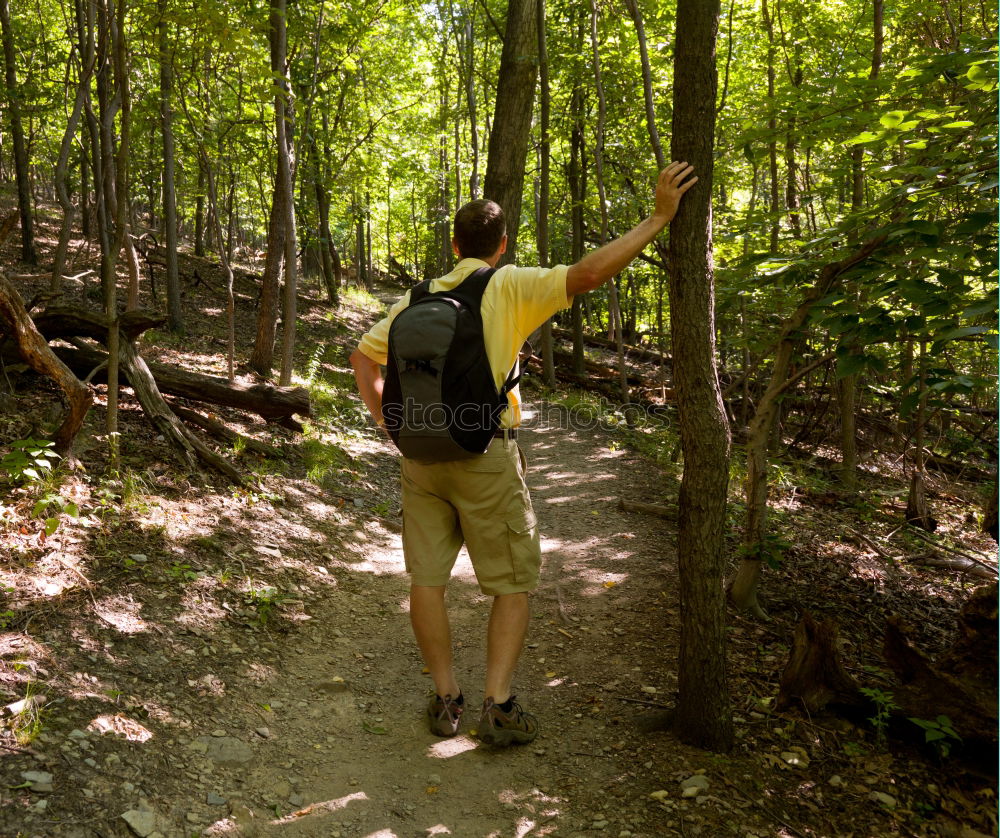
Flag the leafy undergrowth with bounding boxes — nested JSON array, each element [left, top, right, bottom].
[[1, 223, 997, 837]]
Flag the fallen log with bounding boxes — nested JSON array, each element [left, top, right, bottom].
[[169, 403, 284, 459], [0, 274, 92, 453], [912, 556, 996, 580], [552, 347, 653, 387], [38, 343, 310, 428], [525, 354, 673, 417], [33, 305, 165, 343], [116, 340, 243, 484], [552, 326, 670, 366], [618, 498, 675, 519]]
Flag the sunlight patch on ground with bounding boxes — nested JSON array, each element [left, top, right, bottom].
[[29, 573, 72, 597], [88, 713, 152, 742], [426, 734, 477, 759], [269, 791, 368, 825], [94, 597, 148, 634], [362, 831, 400, 838]]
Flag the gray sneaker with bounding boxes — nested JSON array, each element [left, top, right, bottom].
[[476, 696, 538, 746], [427, 693, 464, 737]]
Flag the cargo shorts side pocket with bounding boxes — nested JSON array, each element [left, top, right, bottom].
[[505, 506, 540, 585]]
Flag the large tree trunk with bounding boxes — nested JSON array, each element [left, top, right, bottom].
[[159, 0, 183, 333], [0, 275, 92, 452], [0, 0, 37, 265], [482, 0, 538, 265], [250, 178, 285, 376], [667, 0, 733, 753]]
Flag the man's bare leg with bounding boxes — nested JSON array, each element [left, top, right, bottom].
[[484, 592, 529, 703], [410, 584, 461, 698]]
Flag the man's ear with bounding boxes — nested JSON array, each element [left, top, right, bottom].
[[451, 237, 461, 257], [499, 234, 508, 255]]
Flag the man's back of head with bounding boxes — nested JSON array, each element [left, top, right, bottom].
[[454, 199, 505, 260]]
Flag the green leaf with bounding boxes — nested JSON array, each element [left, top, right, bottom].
[[44, 518, 59, 537], [879, 110, 908, 128], [934, 325, 990, 341], [940, 120, 975, 129], [967, 63, 991, 83], [845, 131, 882, 146]]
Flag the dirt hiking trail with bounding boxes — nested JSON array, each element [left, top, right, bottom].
[[197, 419, 690, 838]]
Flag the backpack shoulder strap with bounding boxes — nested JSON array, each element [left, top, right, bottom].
[[447, 266, 496, 309], [408, 278, 434, 306]]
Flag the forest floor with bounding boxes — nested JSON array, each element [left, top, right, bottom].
[[1, 222, 998, 838]]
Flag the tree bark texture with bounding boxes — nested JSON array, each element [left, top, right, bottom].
[[0, 275, 92, 452], [251, 176, 285, 376], [667, 0, 734, 753], [482, 0, 538, 265], [0, 0, 37, 265]]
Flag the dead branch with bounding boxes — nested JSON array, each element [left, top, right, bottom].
[[0, 273, 92, 453]]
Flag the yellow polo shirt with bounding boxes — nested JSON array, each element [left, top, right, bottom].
[[357, 258, 570, 427]]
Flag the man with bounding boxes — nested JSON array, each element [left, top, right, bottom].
[[350, 161, 697, 746]]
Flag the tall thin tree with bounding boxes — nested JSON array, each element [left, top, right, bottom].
[[667, 0, 733, 752]]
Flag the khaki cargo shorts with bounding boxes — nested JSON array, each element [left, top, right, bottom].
[[400, 437, 540, 596]]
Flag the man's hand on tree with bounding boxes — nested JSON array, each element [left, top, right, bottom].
[[652, 161, 698, 226]]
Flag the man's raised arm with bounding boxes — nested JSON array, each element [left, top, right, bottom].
[[565, 161, 696, 297]]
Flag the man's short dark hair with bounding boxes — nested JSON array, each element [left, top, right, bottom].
[[453, 199, 505, 259]]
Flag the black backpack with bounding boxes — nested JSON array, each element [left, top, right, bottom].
[[381, 267, 519, 462]]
